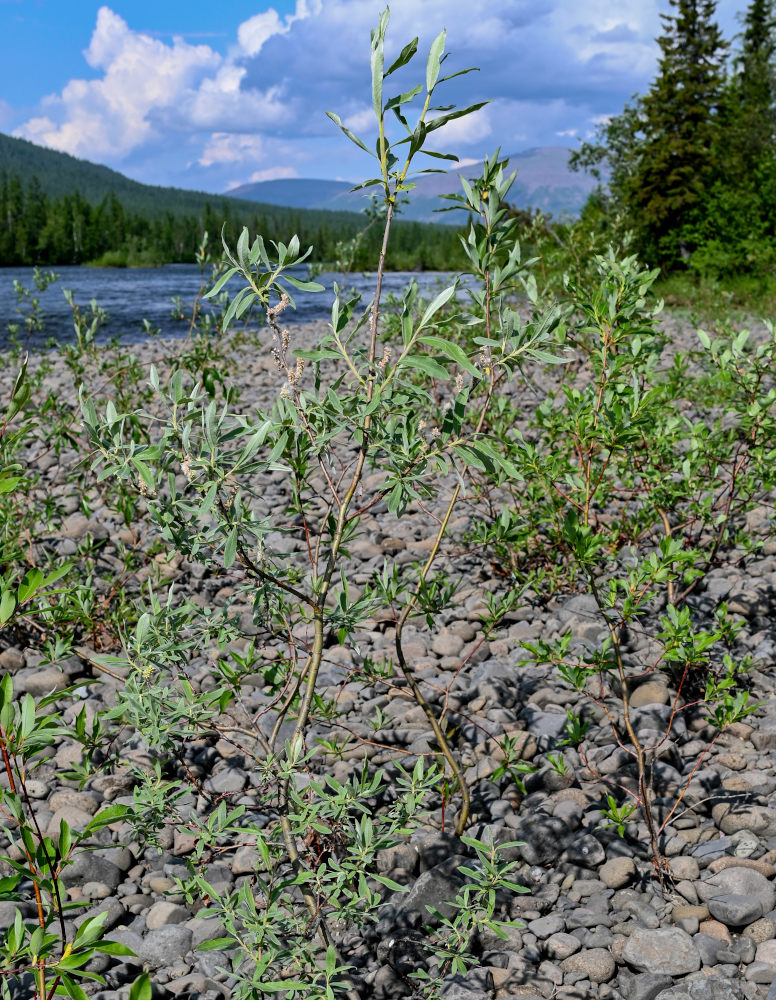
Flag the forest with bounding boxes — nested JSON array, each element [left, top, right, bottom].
[[565, 0, 776, 285], [0, 173, 468, 271]]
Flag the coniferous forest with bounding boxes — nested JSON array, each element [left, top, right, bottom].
[[0, 174, 468, 271], [0, 134, 467, 271], [569, 0, 776, 281]]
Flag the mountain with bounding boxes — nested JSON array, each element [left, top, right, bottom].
[[227, 147, 599, 222], [0, 132, 367, 229], [1, 132, 597, 228], [226, 178, 353, 209]]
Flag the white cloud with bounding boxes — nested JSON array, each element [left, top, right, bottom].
[[15, 6, 221, 158], [249, 166, 299, 182], [9, 1, 696, 190], [198, 133, 265, 167], [342, 107, 374, 133], [12, 3, 307, 181], [237, 0, 321, 56], [238, 10, 288, 56]]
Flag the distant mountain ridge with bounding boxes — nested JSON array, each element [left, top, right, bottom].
[[0, 132, 371, 229], [228, 178, 353, 210], [0, 133, 597, 227], [227, 147, 599, 222]]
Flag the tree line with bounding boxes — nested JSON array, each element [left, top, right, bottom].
[[571, 0, 776, 278], [0, 170, 468, 271]]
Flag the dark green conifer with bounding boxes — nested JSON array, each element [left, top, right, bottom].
[[627, 0, 728, 264], [729, 0, 776, 173]]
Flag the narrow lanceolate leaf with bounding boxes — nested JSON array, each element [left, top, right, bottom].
[[56, 952, 94, 971], [385, 36, 418, 76], [197, 937, 236, 952], [259, 981, 310, 993], [16, 569, 43, 605], [59, 819, 72, 861], [384, 84, 423, 112], [281, 274, 325, 293], [94, 940, 137, 955], [438, 66, 480, 85], [401, 355, 450, 379], [203, 266, 239, 299], [19, 696, 34, 740], [0, 875, 20, 898], [58, 974, 89, 1000], [420, 336, 481, 378], [39, 563, 71, 590], [128, 973, 153, 1000], [224, 526, 238, 569], [426, 28, 446, 92], [130, 457, 155, 489], [351, 177, 384, 191], [425, 102, 489, 133], [221, 286, 252, 333], [371, 22, 384, 118], [135, 612, 151, 646], [85, 803, 132, 834], [419, 150, 459, 161], [326, 112, 371, 154], [236, 227, 250, 272], [373, 873, 409, 891], [418, 284, 457, 330], [0, 477, 20, 494]]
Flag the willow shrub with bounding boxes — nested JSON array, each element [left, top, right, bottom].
[[468, 253, 771, 879], [79, 10, 560, 999]]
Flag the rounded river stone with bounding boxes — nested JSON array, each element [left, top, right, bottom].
[[622, 927, 701, 976]]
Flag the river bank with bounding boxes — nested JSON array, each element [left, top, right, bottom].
[[2, 320, 776, 999]]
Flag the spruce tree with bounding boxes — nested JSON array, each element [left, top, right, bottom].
[[729, 0, 776, 174], [695, 0, 776, 272], [626, 0, 728, 265]]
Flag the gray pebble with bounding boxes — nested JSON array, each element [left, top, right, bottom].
[[623, 927, 700, 976], [137, 925, 193, 968]]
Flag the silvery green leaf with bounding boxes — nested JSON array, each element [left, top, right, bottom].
[[384, 84, 423, 112], [326, 112, 371, 154], [385, 36, 418, 76], [224, 527, 238, 569], [426, 28, 446, 92], [281, 275, 325, 293], [425, 102, 489, 133], [418, 284, 457, 330], [203, 266, 239, 299]]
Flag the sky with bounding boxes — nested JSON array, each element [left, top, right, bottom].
[[1, 0, 744, 194]]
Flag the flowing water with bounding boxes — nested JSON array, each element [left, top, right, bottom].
[[0, 264, 462, 350]]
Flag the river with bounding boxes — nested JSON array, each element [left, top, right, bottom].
[[0, 264, 463, 350]]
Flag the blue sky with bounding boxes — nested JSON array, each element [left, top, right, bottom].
[[1, 0, 743, 193]]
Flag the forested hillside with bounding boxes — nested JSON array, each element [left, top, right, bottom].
[[0, 133, 467, 269], [0, 133, 364, 222]]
